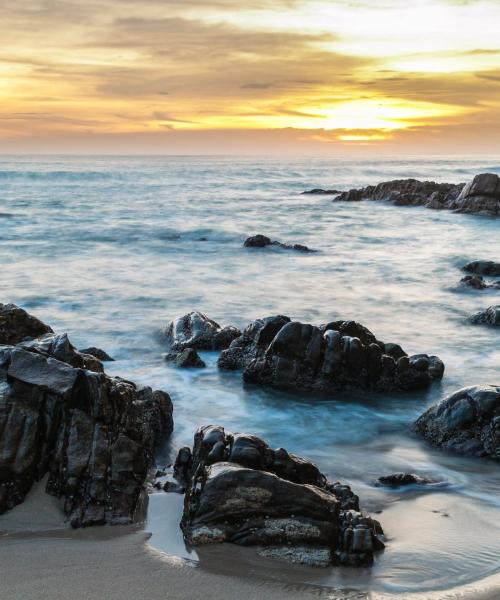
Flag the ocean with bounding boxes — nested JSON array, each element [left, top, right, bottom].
[[1, 154, 499, 596]]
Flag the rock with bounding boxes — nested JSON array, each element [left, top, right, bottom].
[[165, 348, 206, 368], [468, 305, 500, 326], [450, 173, 500, 215], [179, 425, 384, 567], [463, 260, 500, 276], [161, 311, 241, 352], [460, 275, 489, 290], [220, 316, 444, 393], [244, 235, 316, 253], [414, 385, 500, 460], [333, 174, 500, 216], [0, 316, 173, 525], [302, 189, 342, 195], [0, 303, 53, 345], [375, 473, 438, 487], [79, 347, 115, 361]]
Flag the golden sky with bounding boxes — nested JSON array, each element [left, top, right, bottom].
[[1, 0, 500, 153]]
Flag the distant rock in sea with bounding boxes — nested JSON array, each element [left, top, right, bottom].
[[178, 425, 384, 567], [468, 305, 500, 326], [161, 311, 240, 352], [302, 188, 342, 195], [333, 173, 500, 216], [463, 260, 500, 276], [244, 234, 317, 253]]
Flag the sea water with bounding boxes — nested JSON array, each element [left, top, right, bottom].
[[1, 154, 499, 596]]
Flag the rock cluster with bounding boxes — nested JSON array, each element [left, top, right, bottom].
[[0, 306, 173, 526], [219, 315, 444, 393], [414, 385, 500, 460], [460, 275, 500, 290], [468, 305, 500, 327], [244, 234, 316, 253], [178, 425, 384, 567], [162, 311, 240, 352], [333, 173, 500, 216]]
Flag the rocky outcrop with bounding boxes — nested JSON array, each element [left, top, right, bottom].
[[165, 347, 206, 368], [244, 235, 316, 253], [333, 173, 500, 216], [79, 347, 114, 361], [468, 305, 500, 326], [0, 327, 173, 526], [0, 303, 53, 345], [161, 312, 240, 352], [302, 189, 342, 195], [463, 260, 500, 276], [414, 385, 500, 460], [219, 316, 444, 393], [179, 425, 384, 567], [375, 473, 438, 487]]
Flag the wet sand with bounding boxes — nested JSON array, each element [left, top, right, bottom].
[[1, 483, 500, 600]]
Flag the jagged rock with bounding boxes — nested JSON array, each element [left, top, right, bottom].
[[79, 347, 115, 362], [450, 173, 500, 215], [244, 235, 316, 253], [161, 312, 240, 352], [219, 316, 444, 393], [468, 305, 500, 326], [0, 303, 53, 345], [165, 348, 206, 368], [0, 322, 173, 526], [414, 385, 500, 459], [302, 189, 342, 195], [463, 260, 500, 276], [179, 425, 384, 567], [460, 275, 489, 290], [375, 473, 438, 487], [333, 174, 500, 216]]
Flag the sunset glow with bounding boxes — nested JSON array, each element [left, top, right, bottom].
[[1, 0, 499, 153]]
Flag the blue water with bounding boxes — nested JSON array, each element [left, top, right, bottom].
[[1, 155, 499, 595]]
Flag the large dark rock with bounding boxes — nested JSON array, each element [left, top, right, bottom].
[[179, 425, 384, 567], [161, 311, 241, 352], [79, 347, 114, 362], [414, 385, 500, 460], [244, 235, 316, 253], [375, 473, 439, 487], [0, 303, 53, 345], [463, 260, 500, 276], [0, 329, 173, 526], [468, 305, 500, 326], [219, 316, 444, 393], [165, 347, 206, 368], [333, 174, 499, 216]]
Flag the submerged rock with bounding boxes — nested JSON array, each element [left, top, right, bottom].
[[165, 347, 206, 368], [414, 385, 500, 460], [468, 305, 500, 326], [180, 425, 384, 567], [0, 302, 53, 345], [375, 473, 439, 487], [219, 316, 444, 393], [0, 315, 173, 526], [459, 275, 496, 290], [244, 235, 316, 253], [161, 311, 240, 352], [79, 346, 115, 361], [463, 260, 500, 276], [333, 173, 500, 216], [302, 189, 342, 195]]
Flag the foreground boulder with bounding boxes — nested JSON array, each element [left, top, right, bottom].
[[161, 311, 240, 352], [244, 234, 316, 253], [463, 260, 500, 276], [333, 173, 500, 216], [0, 303, 53, 345], [219, 316, 444, 393], [179, 425, 384, 567], [468, 305, 500, 326], [414, 385, 500, 459], [0, 327, 173, 526]]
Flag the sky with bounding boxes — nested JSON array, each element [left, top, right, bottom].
[[1, 0, 500, 154]]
